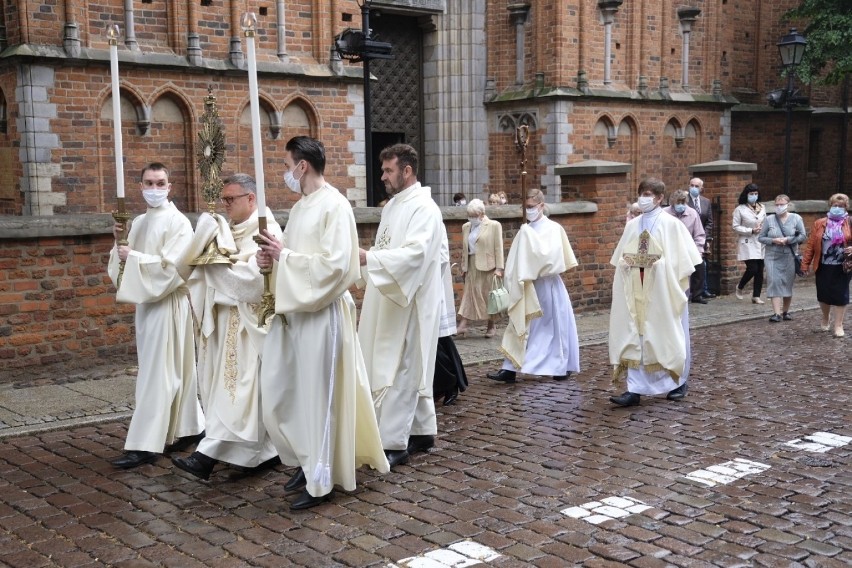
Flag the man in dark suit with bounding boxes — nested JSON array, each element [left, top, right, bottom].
[[687, 177, 714, 303]]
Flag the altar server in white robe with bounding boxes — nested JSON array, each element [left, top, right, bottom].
[[171, 174, 282, 481], [107, 163, 204, 469], [487, 188, 580, 384], [358, 143, 444, 469], [257, 136, 389, 510], [609, 177, 702, 407]]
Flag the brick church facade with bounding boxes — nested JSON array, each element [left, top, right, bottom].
[[0, 0, 849, 369]]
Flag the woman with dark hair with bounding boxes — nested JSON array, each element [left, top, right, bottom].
[[801, 193, 852, 338], [732, 183, 766, 303]]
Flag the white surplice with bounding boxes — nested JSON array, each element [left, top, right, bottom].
[[181, 209, 282, 467], [358, 182, 444, 450], [499, 216, 580, 376], [108, 201, 204, 453], [261, 185, 389, 498], [609, 207, 701, 394]]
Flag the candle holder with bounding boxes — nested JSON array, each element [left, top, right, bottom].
[[190, 87, 232, 266], [253, 221, 278, 328], [112, 201, 131, 287]]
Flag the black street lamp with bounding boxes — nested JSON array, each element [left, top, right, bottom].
[[334, 1, 393, 206], [776, 27, 807, 195]]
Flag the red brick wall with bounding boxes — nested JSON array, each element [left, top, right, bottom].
[[46, 67, 357, 215], [0, 234, 135, 370]]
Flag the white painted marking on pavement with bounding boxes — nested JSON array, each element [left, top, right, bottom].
[[683, 458, 770, 487], [388, 541, 501, 567], [784, 431, 852, 453], [561, 495, 651, 525]]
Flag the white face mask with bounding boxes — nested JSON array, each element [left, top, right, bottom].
[[284, 162, 304, 193], [468, 217, 481, 226], [526, 207, 541, 222], [775, 204, 788, 215], [142, 189, 169, 208], [457, 200, 467, 206], [637, 195, 657, 213]]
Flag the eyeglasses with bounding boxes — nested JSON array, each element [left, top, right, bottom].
[[220, 193, 250, 205]]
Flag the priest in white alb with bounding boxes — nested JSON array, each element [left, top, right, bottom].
[[609, 177, 702, 407], [257, 136, 389, 510], [487, 188, 580, 384], [358, 143, 445, 470], [107, 162, 204, 469], [171, 173, 282, 481]]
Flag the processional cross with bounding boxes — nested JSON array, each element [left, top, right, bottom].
[[622, 230, 660, 271]]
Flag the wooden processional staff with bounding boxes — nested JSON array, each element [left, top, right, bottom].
[[515, 124, 530, 221]]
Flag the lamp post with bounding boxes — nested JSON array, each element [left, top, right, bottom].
[[777, 27, 807, 195], [334, 1, 393, 206]]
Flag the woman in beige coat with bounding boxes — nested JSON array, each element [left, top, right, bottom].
[[458, 199, 504, 337]]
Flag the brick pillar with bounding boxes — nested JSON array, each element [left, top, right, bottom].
[[555, 159, 632, 308], [688, 160, 757, 295]]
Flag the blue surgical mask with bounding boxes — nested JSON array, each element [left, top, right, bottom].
[[829, 206, 846, 217], [747, 194, 758, 204], [673, 204, 687, 214], [689, 186, 700, 198]]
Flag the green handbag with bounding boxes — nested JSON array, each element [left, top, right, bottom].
[[487, 275, 510, 315]]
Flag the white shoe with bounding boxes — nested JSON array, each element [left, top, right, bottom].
[[752, 297, 764, 304], [735, 288, 744, 300]]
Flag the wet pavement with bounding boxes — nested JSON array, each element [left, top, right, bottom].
[[1, 283, 850, 567]]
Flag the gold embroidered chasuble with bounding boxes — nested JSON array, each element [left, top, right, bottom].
[[608, 211, 701, 381]]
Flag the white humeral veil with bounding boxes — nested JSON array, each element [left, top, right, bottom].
[[180, 209, 282, 467]]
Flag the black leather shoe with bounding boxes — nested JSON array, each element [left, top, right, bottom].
[[227, 456, 281, 480], [384, 449, 410, 469], [609, 392, 641, 407], [691, 297, 708, 304], [284, 468, 307, 492], [111, 450, 157, 469], [407, 435, 435, 455], [702, 292, 716, 299], [164, 431, 205, 454], [553, 372, 572, 381], [782, 312, 793, 321], [769, 314, 782, 323], [487, 370, 516, 383], [666, 383, 688, 401], [442, 389, 459, 406], [290, 489, 332, 510], [171, 451, 217, 481]]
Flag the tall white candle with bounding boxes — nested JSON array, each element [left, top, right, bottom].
[[107, 24, 125, 199], [243, 13, 267, 215]]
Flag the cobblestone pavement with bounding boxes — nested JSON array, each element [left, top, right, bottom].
[[1, 309, 850, 567]]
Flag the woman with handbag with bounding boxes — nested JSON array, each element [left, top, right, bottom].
[[487, 188, 580, 384], [758, 194, 807, 323], [801, 193, 852, 338], [458, 199, 504, 338], [732, 183, 766, 303]]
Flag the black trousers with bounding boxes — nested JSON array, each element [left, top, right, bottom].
[[737, 259, 764, 297], [689, 260, 705, 300]]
